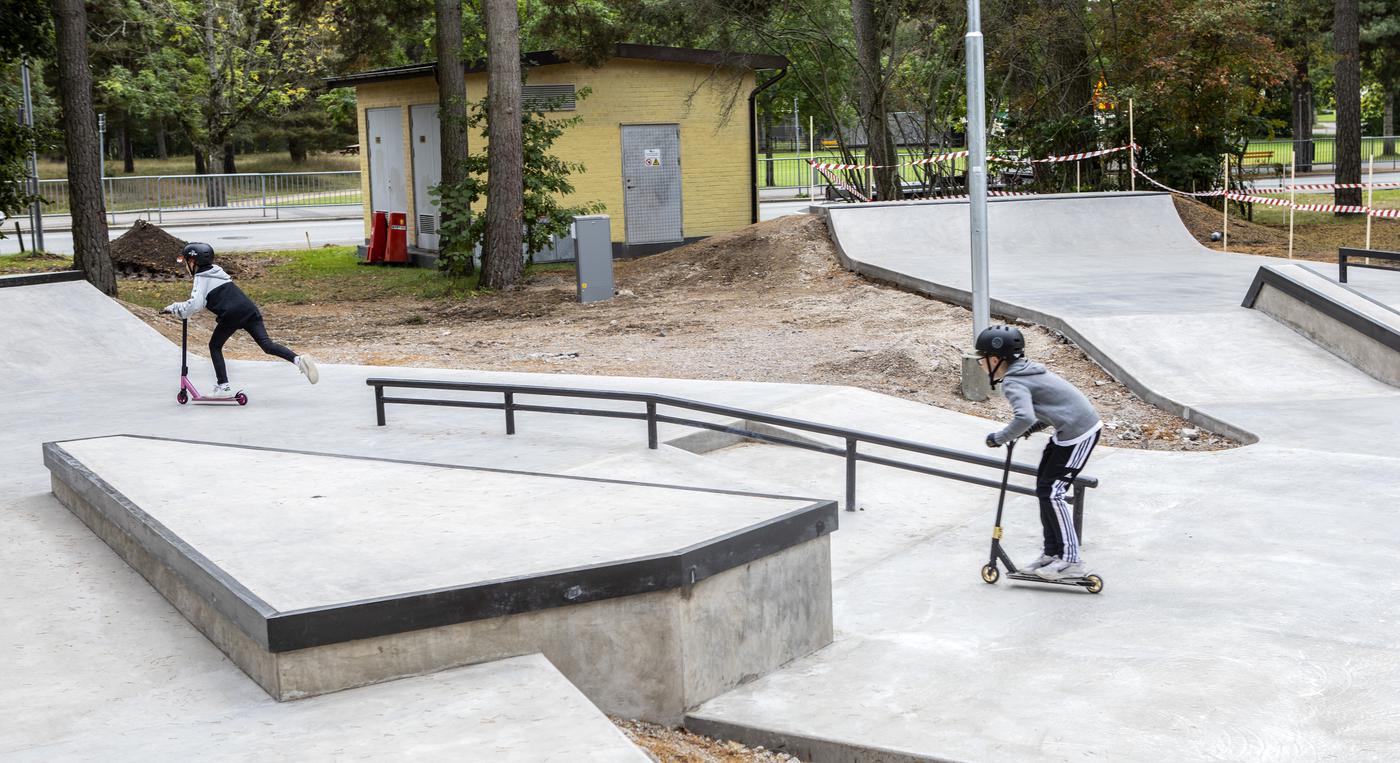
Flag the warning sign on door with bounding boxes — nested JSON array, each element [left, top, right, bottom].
[[643, 148, 661, 167]]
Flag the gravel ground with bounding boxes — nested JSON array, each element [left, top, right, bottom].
[[127, 212, 1237, 451], [615, 719, 801, 762]]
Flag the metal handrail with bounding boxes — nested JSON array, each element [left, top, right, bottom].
[[366, 378, 1099, 526]]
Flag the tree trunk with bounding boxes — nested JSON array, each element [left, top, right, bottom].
[[480, 0, 524, 290], [155, 119, 168, 160], [288, 135, 308, 163], [1385, 89, 1395, 157], [51, 0, 115, 295], [194, 147, 207, 174], [435, 0, 473, 272], [222, 143, 236, 174], [850, 0, 897, 200], [120, 115, 134, 173], [1291, 55, 1314, 172], [1334, 0, 1362, 208]]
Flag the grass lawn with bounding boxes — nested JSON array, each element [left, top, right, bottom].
[[38, 151, 360, 180], [0, 246, 509, 304]]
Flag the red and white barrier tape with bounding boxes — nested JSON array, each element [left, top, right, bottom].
[[993, 144, 1136, 165], [809, 143, 1134, 172], [1227, 191, 1394, 216], [1131, 167, 1226, 197], [812, 164, 870, 202], [1250, 181, 1400, 194]]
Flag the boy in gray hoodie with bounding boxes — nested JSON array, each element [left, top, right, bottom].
[[976, 325, 1101, 581], [162, 242, 318, 396]]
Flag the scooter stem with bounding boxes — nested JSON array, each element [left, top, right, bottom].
[[181, 319, 189, 378], [992, 439, 1016, 528]]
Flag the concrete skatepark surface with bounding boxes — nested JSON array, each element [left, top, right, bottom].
[[4, 186, 1400, 761]]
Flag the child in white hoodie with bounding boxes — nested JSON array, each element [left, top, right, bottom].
[[162, 243, 318, 396]]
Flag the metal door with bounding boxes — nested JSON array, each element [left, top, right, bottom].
[[620, 124, 682, 245], [366, 107, 406, 215], [410, 105, 442, 250]]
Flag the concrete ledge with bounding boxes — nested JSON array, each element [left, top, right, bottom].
[[1243, 264, 1400, 386], [0, 270, 84, 288], [685, 715, 938, 763], [44, 435, 836, 723], [819, 203, 1260, 445]]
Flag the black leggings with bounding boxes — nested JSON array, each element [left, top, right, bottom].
[[210, 318, 296, 384]]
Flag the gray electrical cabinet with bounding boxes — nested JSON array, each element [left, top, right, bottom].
[[574, 215, 613, 303]]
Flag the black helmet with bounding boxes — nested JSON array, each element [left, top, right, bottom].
[[179, 242, 215, 272], [975, 325, 1025, 359]]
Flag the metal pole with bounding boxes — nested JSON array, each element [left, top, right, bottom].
[[844, 438, 858, 512], [1128, 98, 1136, 191], [1366, 151, 1374, 251], [1221, 154, 1229, 253], [808, 115, 815, 200], [966, 0, 990, 337], [1288, 154, 1296, 259], [20, 61, 44, 252]]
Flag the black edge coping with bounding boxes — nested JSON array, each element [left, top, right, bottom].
[[1241, 265, 1400, 353], [45, 434, 837, 653], [268, 502, 835, 652], [42, 441, 278, 649], [0, 271, 85, 288]]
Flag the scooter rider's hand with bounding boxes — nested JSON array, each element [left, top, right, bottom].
[[986, 433, 1000, 448]]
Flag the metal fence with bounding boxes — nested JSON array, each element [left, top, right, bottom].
[[1238, 136, 1400, 173], [31, 171, 362, 221]]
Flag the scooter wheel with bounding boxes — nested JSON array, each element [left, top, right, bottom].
[[981, 564, 1000, 584], [235, 393, 248, 406], [176, 390, 188, 405], [1085, 574, 1104, 594]]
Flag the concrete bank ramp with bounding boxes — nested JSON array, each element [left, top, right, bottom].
[[1243, 263, 1400, 386], [822, 192, 1400, 452]]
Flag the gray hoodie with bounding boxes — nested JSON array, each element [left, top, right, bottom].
[[991, 358, 1101, 446]]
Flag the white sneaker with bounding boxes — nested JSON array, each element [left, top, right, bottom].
[[295, 355, 319, 384], [1020, 554, 1057, 574], [1035, 558, 1087, 581], [207, 383, 235, 399]]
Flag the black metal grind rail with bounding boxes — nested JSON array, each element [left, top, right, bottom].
[[1339, 247, 1400, 283], [366, 378, 1099, 530]]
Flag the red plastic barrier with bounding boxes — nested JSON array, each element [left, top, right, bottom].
[[386, 212, 409, 264], [366, 211, 388, 263]]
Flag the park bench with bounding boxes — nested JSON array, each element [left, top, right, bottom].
[[1242, 150, 1282, 176]]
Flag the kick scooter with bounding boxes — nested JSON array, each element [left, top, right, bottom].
[[169, 316, 248, 406], [980, 439, 1102, 593]]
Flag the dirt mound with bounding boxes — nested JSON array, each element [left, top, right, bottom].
[[616, 213, 840, 291], [1172, 195, 1288, 248], [108, 220, 189, 279], [109, 220, 260, 279]]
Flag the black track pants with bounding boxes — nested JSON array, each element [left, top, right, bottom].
[[209, 318, 296, 384], [1035, 430, 1100, 563]]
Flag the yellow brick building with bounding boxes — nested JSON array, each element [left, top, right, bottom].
[[326, 44, 788, 258]]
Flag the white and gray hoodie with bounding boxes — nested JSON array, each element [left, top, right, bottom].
[[164, 265, 259, 325], [991, 358, 1102, 446]]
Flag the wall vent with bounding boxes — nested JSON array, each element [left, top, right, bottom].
[[523, 84, 577, 112]]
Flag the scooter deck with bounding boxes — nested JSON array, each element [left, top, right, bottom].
[[1006, 571, 1103, 591]]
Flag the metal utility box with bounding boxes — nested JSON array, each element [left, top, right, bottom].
[[574, 215, 613, 303]]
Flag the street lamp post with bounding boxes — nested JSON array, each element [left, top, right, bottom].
[[20, 60, 44, 252], [960, 0, 993, 401]]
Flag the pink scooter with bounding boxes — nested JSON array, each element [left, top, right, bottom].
[[170, 317, 247, 406]]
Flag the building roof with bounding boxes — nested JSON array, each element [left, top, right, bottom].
[[325, 44, 788, 88]]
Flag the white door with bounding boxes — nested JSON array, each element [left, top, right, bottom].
[[366, 107, 407, 215], [410, 105, 442, 250]]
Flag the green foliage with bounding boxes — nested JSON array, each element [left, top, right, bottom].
[[318, 87, 359, 129], [431, 88, 603, 281], [0, 1, 54, 223]]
